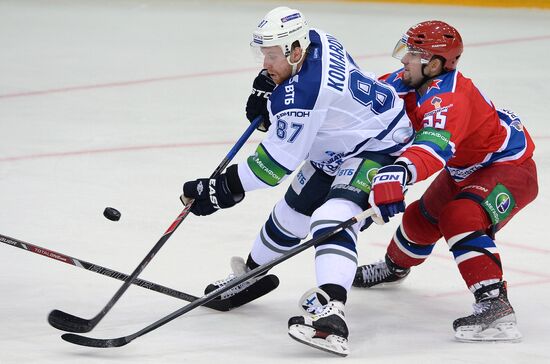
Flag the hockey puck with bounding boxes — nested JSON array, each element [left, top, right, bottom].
[[103, 207, 121, 221]]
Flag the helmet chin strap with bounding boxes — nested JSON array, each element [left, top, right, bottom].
[[287, 48, 307, 76]]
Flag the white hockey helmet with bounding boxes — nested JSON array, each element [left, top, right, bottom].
[[251, 7, 310, 62]]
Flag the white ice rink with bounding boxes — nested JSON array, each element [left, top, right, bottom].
[[1, 1, 549, 363]]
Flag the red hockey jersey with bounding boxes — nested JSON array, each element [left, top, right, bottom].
[[381, 69, 535, 185]]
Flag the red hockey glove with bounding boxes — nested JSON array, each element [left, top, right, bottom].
[[368, 164, 408, 224]]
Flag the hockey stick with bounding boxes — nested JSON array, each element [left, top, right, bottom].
[[48, 116, 263, 333], [61, 208, 375, 348], [0, 233, 230, 311]]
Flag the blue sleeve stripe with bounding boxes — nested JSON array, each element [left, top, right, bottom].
[[413, 141, 453, 162]]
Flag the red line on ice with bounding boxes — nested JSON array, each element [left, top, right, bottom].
[[1, 35, 548, 99]]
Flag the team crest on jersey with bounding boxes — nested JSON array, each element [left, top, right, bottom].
[[431, 96, 442, 109], [510, 120, 524, 132]]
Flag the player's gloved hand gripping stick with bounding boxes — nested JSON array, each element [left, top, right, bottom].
[[246, 69, 276, 132], [368, 164, 408, 224]]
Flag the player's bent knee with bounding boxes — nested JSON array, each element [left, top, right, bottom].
[[273, 199, 310, 239], [439, 199, 490, 239], [401, 200, 441, 244]]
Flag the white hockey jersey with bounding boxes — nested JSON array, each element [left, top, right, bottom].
[[238, 29, 413, 191]]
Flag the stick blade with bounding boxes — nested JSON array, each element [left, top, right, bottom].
[[225, 274, 279, 308], [48, 309, 95, 333], [61, 333, 129, 348]]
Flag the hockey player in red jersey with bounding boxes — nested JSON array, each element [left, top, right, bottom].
[[353, 21, 538, 342]]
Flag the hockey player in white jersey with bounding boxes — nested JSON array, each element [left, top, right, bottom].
[[181, 7, 413, 356]]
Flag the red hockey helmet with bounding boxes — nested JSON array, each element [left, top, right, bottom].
[[392, 20, 463, 71]]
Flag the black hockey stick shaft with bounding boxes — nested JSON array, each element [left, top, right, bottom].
[[0, 234, 229, 311], [48, 117, 262, 333], [61, 208, 375, 348]]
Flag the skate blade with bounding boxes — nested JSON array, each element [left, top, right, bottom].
[[372, 278, 407, 288], [288, 324, 349, 357], [353, 275, 407, 289], [455, 322, 522, 343]]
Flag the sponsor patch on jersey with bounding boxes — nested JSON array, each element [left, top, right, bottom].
[[276, 110, 311, 119], [424, 103, 454, 118], [414, 127, 451, 151], [247, 144, 289, 186], [350, 160, 382, 193], [448, 164, 483, 181], [481, 183, 516, 224]]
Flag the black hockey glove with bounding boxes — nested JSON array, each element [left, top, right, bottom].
[[181, 165, 245, 216], [246, 69, 276, 132]]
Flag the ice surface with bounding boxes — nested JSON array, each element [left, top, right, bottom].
[[1, 1, 549, 363]]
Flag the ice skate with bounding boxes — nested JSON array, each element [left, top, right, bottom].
[[204, 257, 256, 299], [353, 254, 410, 288], [204, 257, 279, 308], [453, 281, 522, 342], [288, 288, 349, 357]]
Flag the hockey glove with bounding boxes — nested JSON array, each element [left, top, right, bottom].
[[368, 164, 408, 224], [246, 69, 276, 132], [181, 165, 245, 216]]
